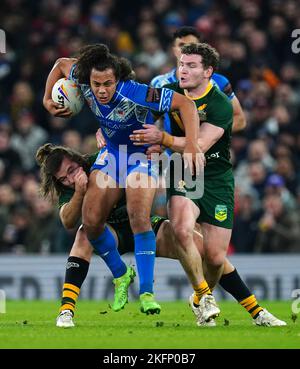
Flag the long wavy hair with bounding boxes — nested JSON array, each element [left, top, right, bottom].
[[74, 43, 135, 84], [36, 143, 90, 202]]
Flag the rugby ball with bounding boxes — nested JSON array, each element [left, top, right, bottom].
[[51, 78, 84, 116]]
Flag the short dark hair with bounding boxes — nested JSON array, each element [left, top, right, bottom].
[[75, 43, 135, 84], [172, 26, 201, 42], [181, 43, 219, 72]]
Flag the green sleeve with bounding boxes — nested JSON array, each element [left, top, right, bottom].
[[205, 92, 233, 131], [88, 152, 98, 166], [58, 189, 74, 209], [164, 82, 181, 92]]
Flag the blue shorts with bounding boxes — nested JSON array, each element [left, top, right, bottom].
[[91, 145, 159, 187]]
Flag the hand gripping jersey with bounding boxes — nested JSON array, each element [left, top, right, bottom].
[[151, 68, 234, 137], [69, 65, 174, 153], [165, 81, 233, 178]]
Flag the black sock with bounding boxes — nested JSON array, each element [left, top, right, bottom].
[[219, 268, 252, 302], [60, 256, 89, 315]]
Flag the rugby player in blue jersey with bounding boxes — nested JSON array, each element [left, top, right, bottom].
[[151, 26, 246, 133], [43, 44, 204, 314]]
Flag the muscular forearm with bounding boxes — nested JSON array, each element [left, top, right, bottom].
[[59, 191, 85, 229], [178, 99, 199, 145], [231, 96, 246, 132], [43, 59, 66, 105], [161, 132, 213, 154], [43, 57, 75, 106], [232, 114, 246, 132], [165, 134, 185, 153]]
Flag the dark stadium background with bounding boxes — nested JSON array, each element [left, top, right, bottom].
[[0, 0, 300, 303]]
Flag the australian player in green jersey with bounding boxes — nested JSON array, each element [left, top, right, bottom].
[[36, 143, 286, 328], [131, 43, 232, 324], [36, 144, 136, 327]]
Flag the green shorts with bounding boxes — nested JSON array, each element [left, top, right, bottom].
[[167, 168, 234, 229], [110, 215, 166, 255]]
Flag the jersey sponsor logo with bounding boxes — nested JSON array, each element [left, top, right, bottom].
[[146, 87, 162, 103], [215, 205, 227, 222], [66, 262, 80, 269], [206, 151, 220, 160]]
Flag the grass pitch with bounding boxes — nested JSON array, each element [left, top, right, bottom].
[[0, 300, 298, 349]]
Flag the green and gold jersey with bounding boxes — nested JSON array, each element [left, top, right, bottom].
[[58, 152, 128, 224], [165, 81, 233, 178]]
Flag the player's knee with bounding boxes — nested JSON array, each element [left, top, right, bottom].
[[83, 221, 105, 241], [70, 242, 93, 261], [128, 210, 151, 233], [83, 210, 105, 233], [205, 250, 226, 268], [173, 226, 193, 247], [70, 227, 93, 260]]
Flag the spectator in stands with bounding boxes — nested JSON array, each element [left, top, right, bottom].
[[1, 0, 300, 254], [1, 206, 31, 253], [11, 110, 48, 171], [231, 186, 261, 253], [264, 173, 297, 210], [25, 197, 60, 253], [61, 130, 82, 152], [255, 193, 300, 253], [0, 119, 22, 177]]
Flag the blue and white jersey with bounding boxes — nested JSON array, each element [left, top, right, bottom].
[[211, 73, 235, 100], [150, 68, 235, 100], [69, 65, 174, 152], [151, 68, 178, 88]]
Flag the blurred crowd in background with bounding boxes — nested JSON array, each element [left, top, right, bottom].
[[1, 0, 300, 254]]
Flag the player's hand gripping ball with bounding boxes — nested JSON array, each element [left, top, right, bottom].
[[52, 78, 84, 116]]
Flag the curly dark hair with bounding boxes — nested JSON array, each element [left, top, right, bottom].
[[181, 42, 219, 73], [74, 43, 135, 84], [36, 143, 90, 202]]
